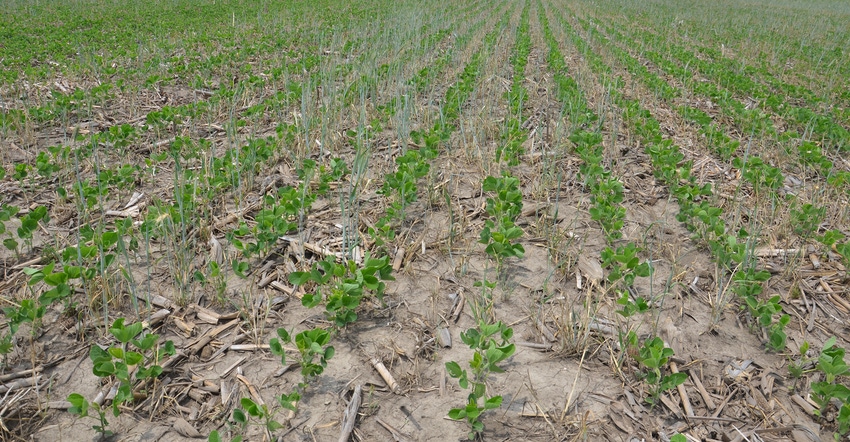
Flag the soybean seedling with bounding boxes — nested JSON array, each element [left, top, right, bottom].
[[68, 318, 175, 437], [446, 320, 515, 439], [479, 174, 525, 278], [229, 327, 332, 440], [632, 336, 687, 407]]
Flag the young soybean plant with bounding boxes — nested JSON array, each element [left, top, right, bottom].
[[629, 335, 687, 407], [68, 318, 175, 438], [810, 337, 850, 408], [805, 337, 850, 437], [479, 174, 524, 276], [446, 320, 516, 439], [225, 327, 333, 441], [270, 327, 335, 385], [289, 254, 394, 328]]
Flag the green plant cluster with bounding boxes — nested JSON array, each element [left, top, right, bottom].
[[345, 0, 489, 109], [0, 204, 21, 254], [375, 7, 512, 246], [228, 158, 346, 262], [429, 12, 509, 141], [572, 132, 626, 242], [0, 0, 396, 88], [677, 106, 740, 160], [603, 243, 653, 290], [731, 156, 784, 201], [289, 254, 394, 328], [0, 205, 48, 257], [2, 217, 139, 360], [0, 0, 444, 140], [606, 21, 849, 154], [595, 30, 742, 160], [0, 2, 529, 441], [373, 146, 437, 245], [788, 337, 850, 437], [619, 98, 790, 351], [817, 230, 850, 273], [539, 7, 598, 130], [446, 320, 516, 440], [797, 141, 850, 192], [68, 319, 175, 437], [649, 29, 847, 150], [497, 3, 531, 167], [224, 327, 333, 440], [541, 5, 659, 366], [541, 7, 659, 320], [607, 25, 774, 137], [547, 5, 614, 83], [624, 335, 688, 407], [604, 242, 653, 331], [590, 16, 850, 232], [603, 42, 679, 101], [479, 174, 525, 274], [408, 7, 490, 94]]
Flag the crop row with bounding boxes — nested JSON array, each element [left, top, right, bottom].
[[538, 2, 688, 408], [565, 12, 850, 283], [602, 22, 850, 153], [495, 2, 531, 167], [580, 0, 850, 107], [1, 0, 487, 140], [0, 0, 404, 83], [550, 2, 850, 356], [571, 14, 850, 275], [573, 17, 793, 211]]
